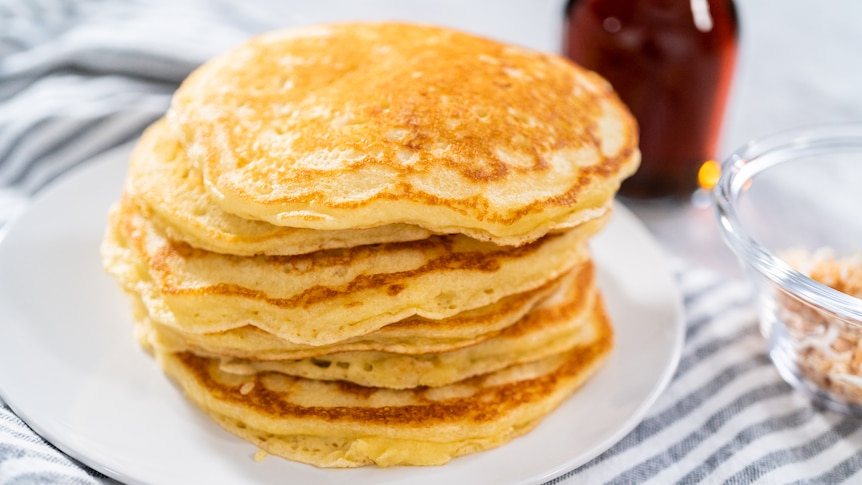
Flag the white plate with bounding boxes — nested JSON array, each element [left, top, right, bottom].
[[0, 144, 684, 485]]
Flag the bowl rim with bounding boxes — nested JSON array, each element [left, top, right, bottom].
[[712, 123, 862, 322]]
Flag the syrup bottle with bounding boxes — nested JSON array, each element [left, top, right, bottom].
[[563, 0, 738, 199]]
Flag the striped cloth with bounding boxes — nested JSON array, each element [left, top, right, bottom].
[[2, 1, 861, 483]]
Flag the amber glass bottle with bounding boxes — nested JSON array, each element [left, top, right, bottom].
[[563, 0, 738, 199]]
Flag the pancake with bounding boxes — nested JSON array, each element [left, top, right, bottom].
[[135, 265, 578, 360], [101, 196, 606, 346], [126, 120, 433, 256], [166, 22, 639, 246], [214, 265, 601, 389], [152, 298, 613, 468]]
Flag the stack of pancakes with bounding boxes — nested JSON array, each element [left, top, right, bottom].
[[100, 22, 640, 468]]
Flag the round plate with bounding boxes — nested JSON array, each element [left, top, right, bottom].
[[0, 144, 684, 485]]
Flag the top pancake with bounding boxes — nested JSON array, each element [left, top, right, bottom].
[[166, 22, 639, 246]]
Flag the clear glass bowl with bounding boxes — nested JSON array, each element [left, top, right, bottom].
[[713, 125, 862, 415]]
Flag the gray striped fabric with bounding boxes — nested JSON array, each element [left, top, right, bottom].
[[559, 265, 862, 484], [1, 1, 861, 483]]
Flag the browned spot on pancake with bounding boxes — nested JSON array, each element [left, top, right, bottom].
[[333, 380, 379, 400], [386, 284, 405, 296]]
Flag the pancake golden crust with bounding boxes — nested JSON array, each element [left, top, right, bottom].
[[215, 263, 600, 389], [154, 298, 613, 467], [167, 22, 639, 245], [137, 266, 575, 360], [102, 197, 605, 345], [126, 120, 433, 256]]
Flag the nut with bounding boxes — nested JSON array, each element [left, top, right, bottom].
[[778, 249, 862, 403]]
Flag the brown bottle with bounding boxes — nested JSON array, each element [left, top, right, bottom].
[[563, 0, 738, 199]]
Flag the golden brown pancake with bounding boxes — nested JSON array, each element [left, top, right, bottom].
[[152, 297, 613, 468], [134, 266, 579, 360], [166, 22, 639, 245], [125, 120, 433, 256], [101, 196, 606, 345], [213, 267, 601, 389]]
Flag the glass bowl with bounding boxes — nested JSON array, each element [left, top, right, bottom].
[[713, 125, 862, 415]]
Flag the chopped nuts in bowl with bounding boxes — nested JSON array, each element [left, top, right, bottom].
[[713, 125, 862, 415]]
